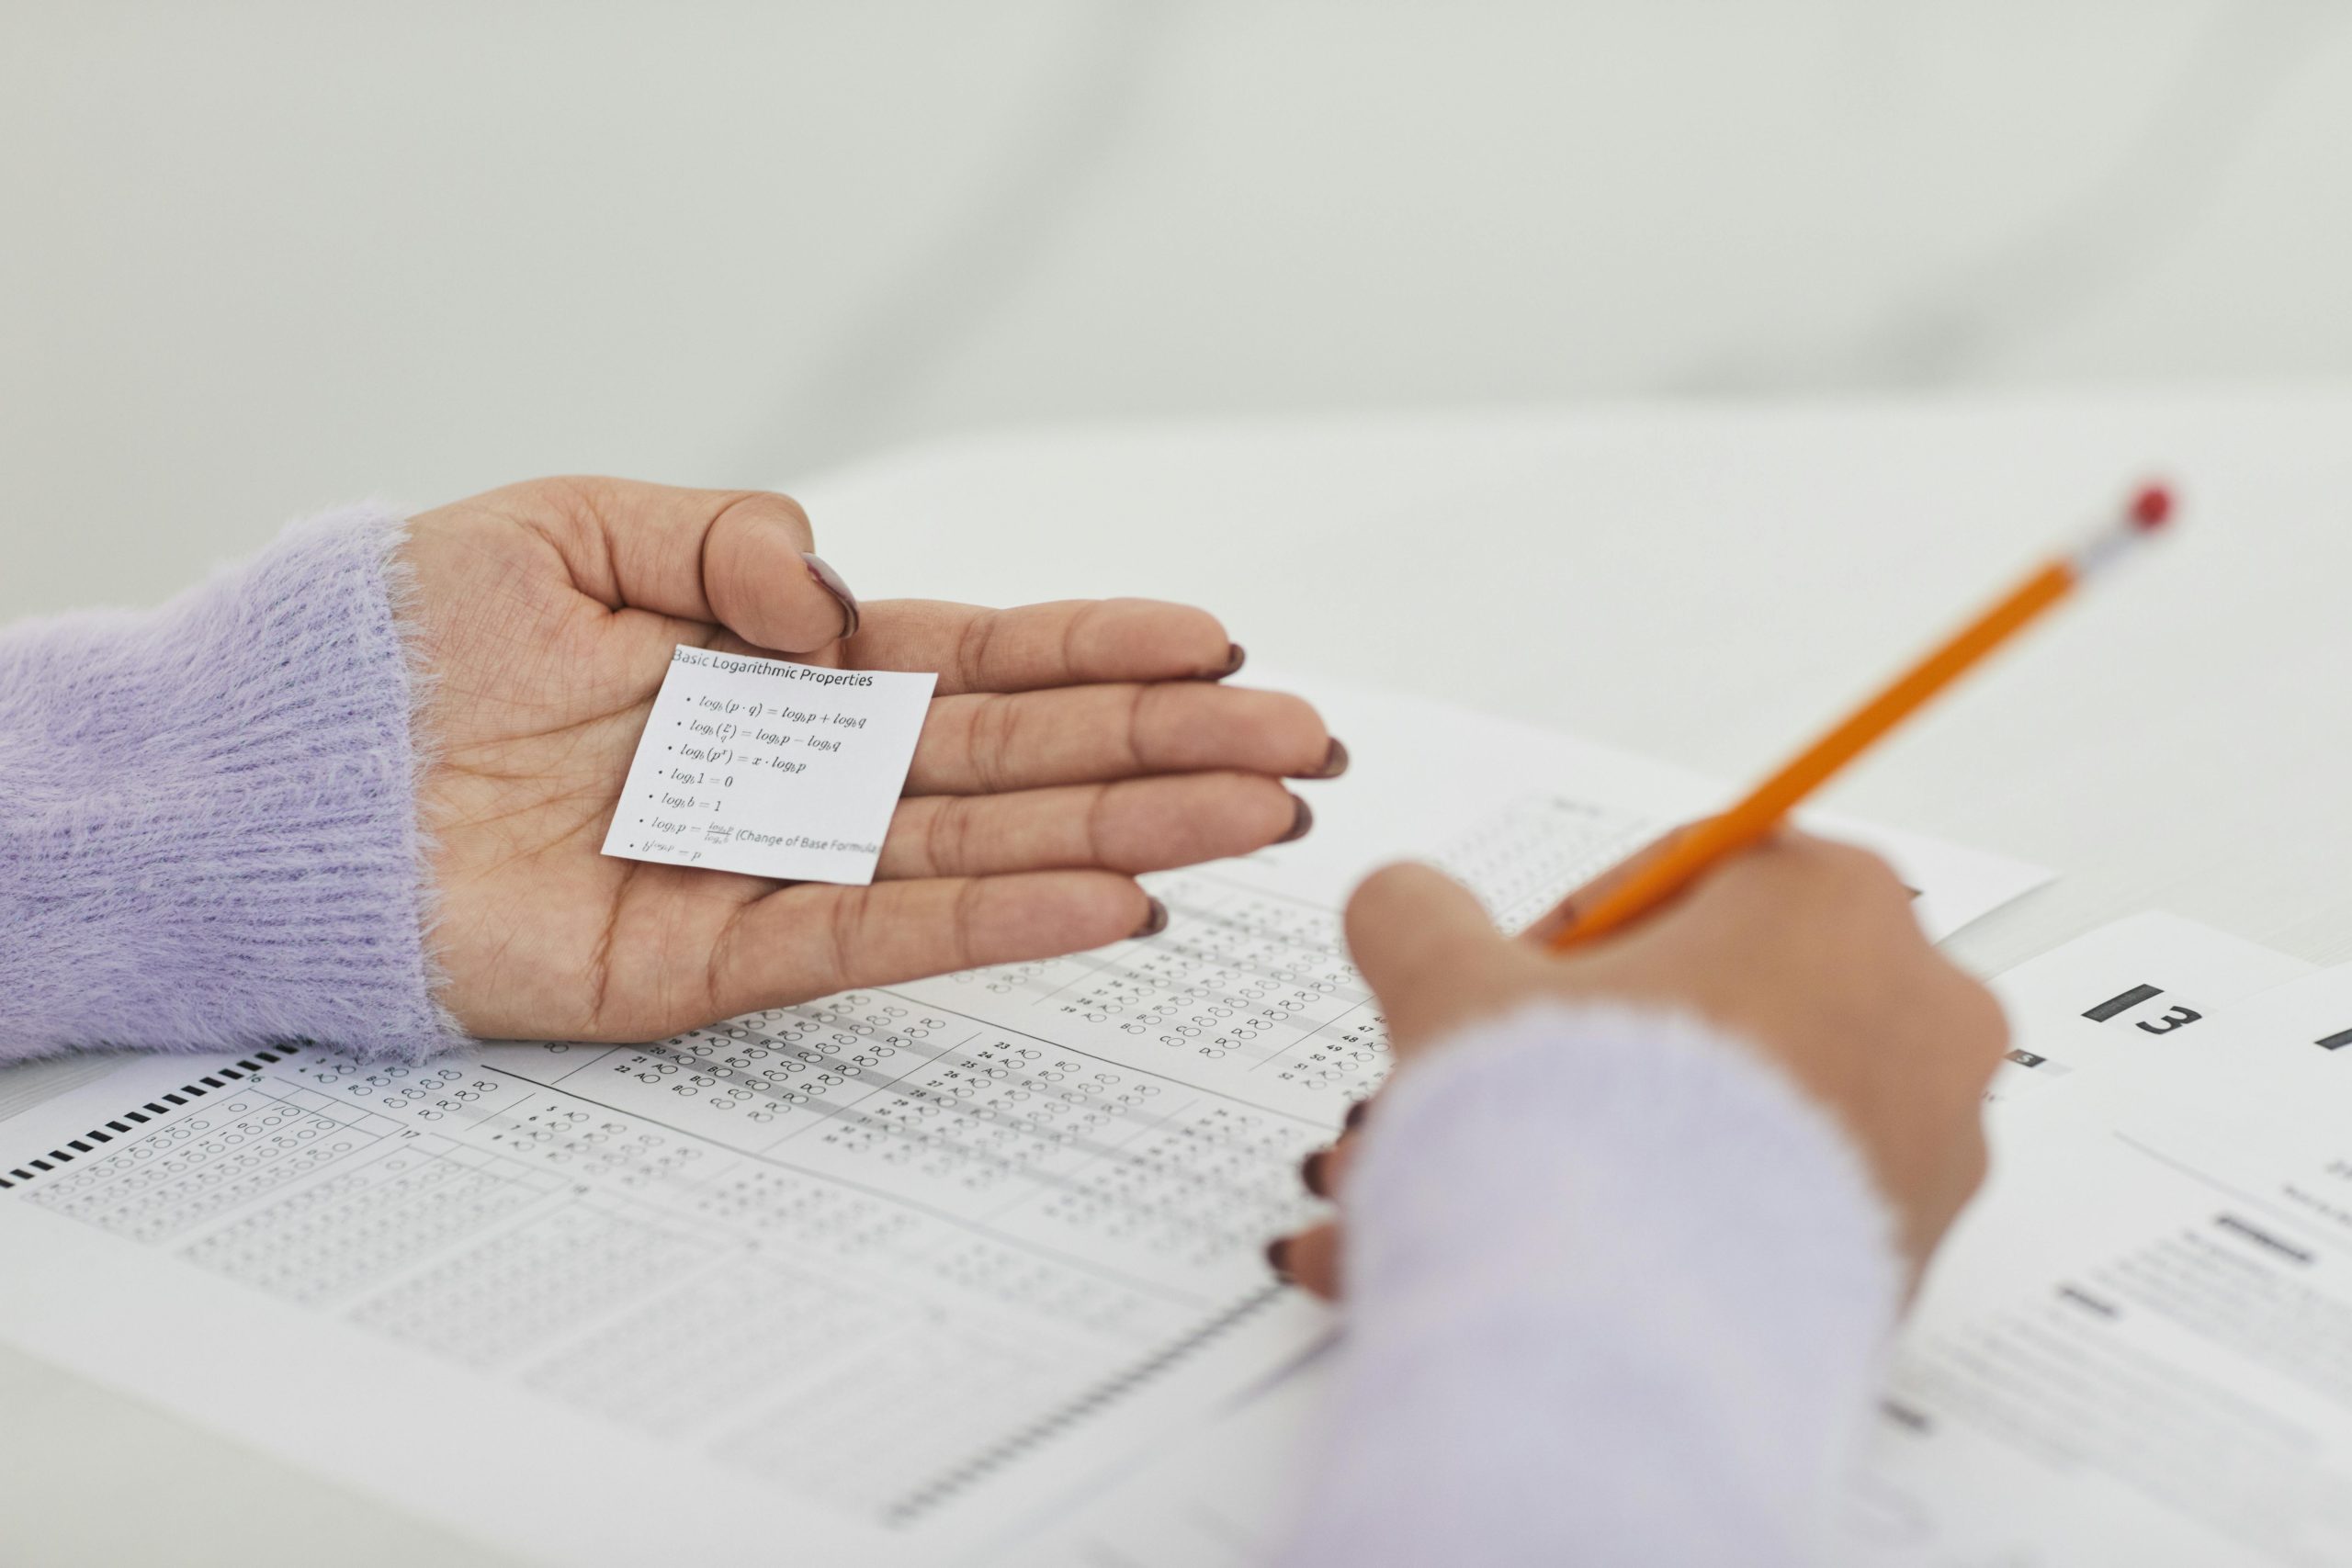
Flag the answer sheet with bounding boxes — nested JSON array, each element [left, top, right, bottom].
[[1850, 960, 2352, 1566], [0, 675, 2042, 1566], [1013, 911, 2314, 1567]]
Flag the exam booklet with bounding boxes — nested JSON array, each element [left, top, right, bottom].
[[1857, 960, 2352, 1566], [1010, 910, 2318, 1566], [0, 674, 2044, 1566]]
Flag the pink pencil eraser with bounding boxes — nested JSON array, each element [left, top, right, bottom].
[[2130, 482, 2175, 531]]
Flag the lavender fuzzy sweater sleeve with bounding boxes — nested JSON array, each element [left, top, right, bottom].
[[0, 505, 460, 1063], [1280, 1004, 1903, 1568]]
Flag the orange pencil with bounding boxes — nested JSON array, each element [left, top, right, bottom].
[[1548, 482, 2176, 951]]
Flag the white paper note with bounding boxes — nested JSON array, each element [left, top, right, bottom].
[[0, 672, 2044, 1567], [600, 646, 935, 886]]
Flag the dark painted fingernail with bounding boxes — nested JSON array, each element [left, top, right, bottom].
[[1130, 897, 1169, 940], [1300, 1147, 1331, 1198], [1306, 739, 1350, 780], [1264, 1235, 1294, 1281], [1216, 642, 1246, 678], [801, 552, 861, 640], [1277, 795, 1314, 843], [1343, 1099, 1370, 1133]]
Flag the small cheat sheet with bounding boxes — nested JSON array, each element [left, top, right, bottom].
[[600, 646, 934, 885]]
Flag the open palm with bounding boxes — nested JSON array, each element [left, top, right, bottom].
[[405, 478, 1337, 1042]]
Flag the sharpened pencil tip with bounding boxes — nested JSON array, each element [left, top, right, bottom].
[[2129, 482, 2175, 532]]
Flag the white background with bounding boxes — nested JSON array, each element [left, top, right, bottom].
[[8, 1, 2352, 616]]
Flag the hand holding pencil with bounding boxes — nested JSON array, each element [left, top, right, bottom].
[[1268, 834, 2013, 1300], [1269, 483, 2174, 1300]]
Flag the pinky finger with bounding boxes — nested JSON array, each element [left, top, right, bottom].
[[1300, 1133, 1359, 1201], [1270, 1221, 1345, 1300]]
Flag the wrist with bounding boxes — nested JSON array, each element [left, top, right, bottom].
[[0, 504, 463, 1061]]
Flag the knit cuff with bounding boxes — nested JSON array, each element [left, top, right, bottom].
[[1348, 1001, 1902, 1339], [1288, 1003, 1904, 1566], [0, 505, 464, 1062]]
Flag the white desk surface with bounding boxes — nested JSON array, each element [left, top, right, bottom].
[[8, 389, 2352, 1564]]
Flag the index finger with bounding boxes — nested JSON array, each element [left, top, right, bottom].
[[841, 598, 1242, 694], [1345, 863, 1530, 1052]]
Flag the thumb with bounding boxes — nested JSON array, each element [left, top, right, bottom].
[[684, 489, 862, 653], [1344, 863, 1519, 1050], [561, 479, 860, 654]]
